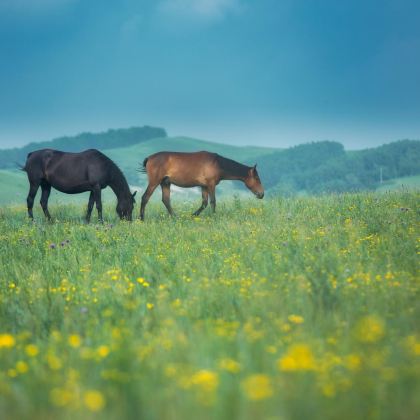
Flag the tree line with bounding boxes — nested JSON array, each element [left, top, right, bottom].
[[0, 126, 167, 169], [252, 140, 420, 194]]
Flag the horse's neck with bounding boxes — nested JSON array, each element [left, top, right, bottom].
[[221, 172, 246, 181], [109, 173, 130, 200], [218, 157, 249, 181]]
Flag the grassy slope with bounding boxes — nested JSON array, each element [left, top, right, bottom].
[[376, 174, 420, 192], [0, 193, 418, 419], [0, 137, 278, 206]]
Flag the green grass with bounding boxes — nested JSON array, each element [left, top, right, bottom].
[[0, 192, 419, 419], [376, 175, 420, 192]]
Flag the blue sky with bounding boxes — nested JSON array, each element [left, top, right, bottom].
[[0, 0, 419, 148]]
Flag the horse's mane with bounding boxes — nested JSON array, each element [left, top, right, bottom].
[[102, 154, 131, 193], [215, 154, 250, 178]]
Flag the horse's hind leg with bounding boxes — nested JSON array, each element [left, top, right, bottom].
[[208, 184, 216, 213], [161, 180, 175, 217], [193, 187, 208, 216], [93, 185, 103, 223], [85, 192, 94, 223], [27, 181, 40, 220], [40, 181, 52, 221], [140, 183, 158, 221]]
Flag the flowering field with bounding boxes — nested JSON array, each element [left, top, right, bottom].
[[0, 192, 419, 420]]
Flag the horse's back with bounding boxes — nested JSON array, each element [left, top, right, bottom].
[[24, 149, 115, 191], [145, 151, 220, 187], [148, 150, 216, 163]]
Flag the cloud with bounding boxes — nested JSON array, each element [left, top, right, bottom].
[[0, 0, 78, 17], [158, 0, 243, 22]]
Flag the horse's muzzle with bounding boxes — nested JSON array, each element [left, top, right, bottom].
[[256, 192, 264, 199]]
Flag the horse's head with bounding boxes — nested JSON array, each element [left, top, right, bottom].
[[244, 165, 264, 199], [117, 191, 137, 221]]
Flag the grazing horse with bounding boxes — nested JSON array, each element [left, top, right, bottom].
[[23, 149, 136, 222], [139, 151, 264, 220]]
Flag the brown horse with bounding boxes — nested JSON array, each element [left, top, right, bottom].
[[139, 151, 264, 220]]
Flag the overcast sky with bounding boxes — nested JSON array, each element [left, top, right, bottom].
[[0, 0, 419, 149]]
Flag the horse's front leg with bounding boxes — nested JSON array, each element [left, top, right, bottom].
[[193, 187, 208, 216], [85, 192, 94, 223], [93, 185, 103, 223]]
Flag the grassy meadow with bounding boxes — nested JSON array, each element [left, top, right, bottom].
[[0, 192, 419, 419]]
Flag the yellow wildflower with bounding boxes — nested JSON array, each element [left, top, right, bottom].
[[25, 344, 39, 357], [0, 334, 15, 349], [288, 314, 304, 324], [404, 335, 420, 356], [345, 354, 361, 371], [84, 390, 105, 412], [242, 374, 273, 401], [68, 334, 82, 348], [191, 370, 219, 392], [146, 303, 154, 310], [97, 345, 110, 358], [47, 353, 62, 370], [355, 315, 385, 343], [16, 361, 29, 374], [278, 344, 316, 371], [218, 358, 241, 373]]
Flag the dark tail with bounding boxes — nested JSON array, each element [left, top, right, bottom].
[[16, 162, 26, 171], [138, 157, 149, 173]]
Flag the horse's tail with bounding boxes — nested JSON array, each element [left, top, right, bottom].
[[138, 157, 149, 174], [16, 162, 26, 172]]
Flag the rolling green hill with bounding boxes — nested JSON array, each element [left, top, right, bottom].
[[375, 174, 420, 192]]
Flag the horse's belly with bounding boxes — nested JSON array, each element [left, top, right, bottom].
[[48, 178, 92, 194], [168, 173, 207, 188], [171, 179, 204, 188], [52, 184, 91, 194]]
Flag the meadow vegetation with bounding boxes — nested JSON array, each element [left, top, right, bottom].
[[0, 192, 419, 419]]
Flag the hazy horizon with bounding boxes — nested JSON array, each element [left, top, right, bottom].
[[1, 0, 420, 149]]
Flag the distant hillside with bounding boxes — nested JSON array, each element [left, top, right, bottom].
[[0, 126, 167, 169], [1, 128, 418, 206], [254, 139, 420, 195]]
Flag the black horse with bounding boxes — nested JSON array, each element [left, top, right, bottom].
[[22, 149, 136, 222]]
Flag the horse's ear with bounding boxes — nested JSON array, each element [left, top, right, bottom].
[[132, 191, 137, 198], [253, 164, 257, 170]]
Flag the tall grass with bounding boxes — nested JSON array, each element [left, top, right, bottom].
[[0, 192, 419, 419]]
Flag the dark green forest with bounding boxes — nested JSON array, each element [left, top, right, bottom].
[[252, 140, 420, 194], [0, 126, 166, 169]]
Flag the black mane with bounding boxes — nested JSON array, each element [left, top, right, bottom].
[[102, 154, 131, 193], [215, 154, 250, 178]]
